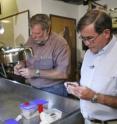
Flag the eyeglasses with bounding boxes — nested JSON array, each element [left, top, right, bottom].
[[79, 34, 101, 43]]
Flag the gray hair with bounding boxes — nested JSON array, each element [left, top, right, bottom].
[[30, 14, 51, 31], [77, 10, 112, 34]]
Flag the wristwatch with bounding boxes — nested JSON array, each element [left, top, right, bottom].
[[91, 93, 99, 103], [35, 69, 40, 77]]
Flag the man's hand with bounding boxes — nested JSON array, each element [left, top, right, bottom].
[[18, 68, 36, 78], [71, 86, 95, 100], [64, 82, 95, 100], [64, 82, 79, 94], [14, 63, 24, 75]]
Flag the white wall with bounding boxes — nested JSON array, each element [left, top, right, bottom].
[[98, 0, 117, 8], [16, 0, 42, 16], [41, 0, 78, 18]]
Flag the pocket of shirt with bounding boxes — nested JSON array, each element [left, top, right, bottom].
[[102, 75, 117, 95], [92, 75, 117, 95]]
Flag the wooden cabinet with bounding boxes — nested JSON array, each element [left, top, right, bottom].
[[50, 15, 77, 81]]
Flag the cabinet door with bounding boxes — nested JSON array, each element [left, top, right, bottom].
[[50, 15, 77, 81]]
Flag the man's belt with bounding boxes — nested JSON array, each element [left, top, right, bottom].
[[90, 119, 117, 124]]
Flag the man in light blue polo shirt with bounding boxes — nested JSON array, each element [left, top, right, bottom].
[[65, 10, 117, 124]]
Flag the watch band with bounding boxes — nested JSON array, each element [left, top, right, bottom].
[[91, 93, 99, 103], [35, 69, 40, 77]]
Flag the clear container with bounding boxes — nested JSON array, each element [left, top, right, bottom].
[[40, 108, 62, 124], [19, 102, 38, 119], [21, 115, 40, 124]]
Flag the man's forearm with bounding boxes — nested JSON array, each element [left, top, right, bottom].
[[39, 69, 68, 80], [97, 94, 117, 108]]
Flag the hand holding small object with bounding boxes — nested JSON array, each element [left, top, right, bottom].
[[64, 82, 79, 94], [14, 63, 24, 75], [18, 68, 38, 78], [65, 82, 96, 100], [64, 82, 79, 87]]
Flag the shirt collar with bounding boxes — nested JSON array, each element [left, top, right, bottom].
[[88, 35, 117, 67], [97, 35, 117, 55]]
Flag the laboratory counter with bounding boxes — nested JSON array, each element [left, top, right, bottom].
[[0, 78, 84, 124]]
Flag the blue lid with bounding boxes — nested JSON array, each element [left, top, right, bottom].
[[4, 119, 19, 124], [31, 99, 48, 105], [20, 102, 37, 110]]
